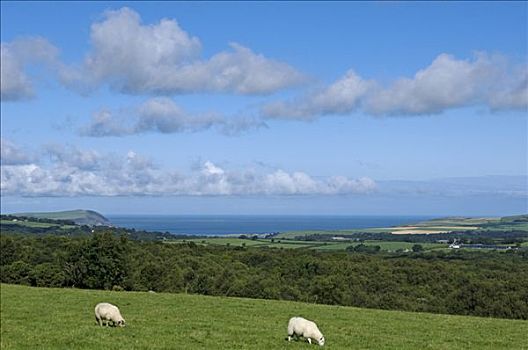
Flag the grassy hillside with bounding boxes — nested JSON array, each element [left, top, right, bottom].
[[13, 210, 111, 226], [1, 284, 527, 350]]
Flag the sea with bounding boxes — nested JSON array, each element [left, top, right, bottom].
[[106, 215, 434, 236]]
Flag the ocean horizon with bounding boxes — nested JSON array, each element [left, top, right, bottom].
[[106, 215, 435, 236]]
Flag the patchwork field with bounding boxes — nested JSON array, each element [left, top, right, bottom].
[[1, 284, 527, 349], [389, 226, 479, 234], [276, 215, 528, 239]]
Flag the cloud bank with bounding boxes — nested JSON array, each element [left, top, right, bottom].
[[263, 53, 528, 120], [0, 138, 33, 165], [80, 97, 265, 136], [1, 7, 525, 129], [0, 142, 376, 197], [2, 140, 524, 199]]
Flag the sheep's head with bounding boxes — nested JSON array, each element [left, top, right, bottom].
[[117, 319, 126, 327], [318, 336, 325, 346]]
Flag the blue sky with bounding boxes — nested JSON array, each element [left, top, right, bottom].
[[1, 1, 527, 215]]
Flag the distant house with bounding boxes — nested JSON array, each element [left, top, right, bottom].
[[332, 236, 347, 241], [449, 239, 460, 249], [448, 239, 513, 250]]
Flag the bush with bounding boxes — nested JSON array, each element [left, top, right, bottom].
[[3, 261, 32, 285], [412, 244, 424, 252], [29, 263, 64, 287]]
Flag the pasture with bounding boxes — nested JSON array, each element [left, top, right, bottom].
[[169, 237, 445, 252], [170, 237, 327, 249], [1, 284, 527, 349], [0, 220, 76, 230]]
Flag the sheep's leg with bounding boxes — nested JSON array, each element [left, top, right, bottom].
[[95, 316, 102, 326], [307, 338, 312, 344], [288, 336, 292, 342]]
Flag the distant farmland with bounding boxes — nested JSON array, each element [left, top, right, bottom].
[[276, 215, 528, 238], [169, 237, 445, 252]]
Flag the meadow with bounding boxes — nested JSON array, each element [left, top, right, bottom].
[[0, 220, 76, 230], [2, 284, 527, 350], [170, 237, 445, 252]]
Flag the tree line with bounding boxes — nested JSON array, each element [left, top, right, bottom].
[[1, 232, 527, 320]]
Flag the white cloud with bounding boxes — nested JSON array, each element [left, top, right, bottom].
[[43, 144, 108, 171], [80, 97, 265, 136], [0, 144, 376, 197], [262, 53, 528, 120], [78, 110, 132, 137], [1, 8, 303, 100], [0, 37, 59, 101], [63, 7, 303, 95], [76, 7, 200, 93], [135, 97, 222, 133], [170, 43, 305, 95], [364, 53, 516, 115], [0, 138, 33, 165], [488, 66, 528, 111], [3, 142, 524, 199], [263, 70, 374, 120], [1, 44, 33, 101]]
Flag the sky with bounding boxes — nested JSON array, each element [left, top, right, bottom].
[[1, 1, 527, 216]]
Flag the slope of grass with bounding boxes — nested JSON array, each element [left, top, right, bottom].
[[13, 209, 110, 226], [1, 284, 527, 349]]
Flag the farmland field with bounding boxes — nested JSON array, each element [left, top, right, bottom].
[[169, 237, 324, 249], [168, 238, 445, 251], [275, 215, 528, 239], [0, 220, 76, 229], [1, 284, 527, 350]]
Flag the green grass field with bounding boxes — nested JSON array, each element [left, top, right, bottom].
[[276, 228, 393, 239], [11, 209, 110, 226], [1, 284, 527, 349], [0, 220, 76, 229], [169, 238, 445, 252], [170, 238, 326, 249]]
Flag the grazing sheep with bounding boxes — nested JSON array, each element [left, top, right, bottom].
[[287, 317, 325, 346], [94, 302, 126, 327]]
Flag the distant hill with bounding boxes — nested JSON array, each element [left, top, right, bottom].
[[500, 214, 528, 223], [13, 209, 111, 226]]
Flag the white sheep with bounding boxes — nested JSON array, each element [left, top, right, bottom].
[[287, 317, 325, 346], [94, 302, 126, 327]]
